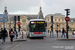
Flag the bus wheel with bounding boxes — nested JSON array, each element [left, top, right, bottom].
[[41, 37, 44, 39]]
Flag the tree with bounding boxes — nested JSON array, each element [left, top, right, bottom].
[[69, 27, 72, 31]]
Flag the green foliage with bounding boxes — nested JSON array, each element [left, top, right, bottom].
[[69, 27, 72, 31]]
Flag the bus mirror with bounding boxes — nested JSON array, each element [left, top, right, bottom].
[[45, 22, 47, 27], [29, 25, 30, 27]]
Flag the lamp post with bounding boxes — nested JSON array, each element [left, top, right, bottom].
[[9, 15, 11, 30], [56, 22, 58, 37]]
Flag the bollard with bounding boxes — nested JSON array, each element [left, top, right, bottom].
[[50, 31, 51, 38], [50, 33, 51, 38], [22, 31, 23, 39]]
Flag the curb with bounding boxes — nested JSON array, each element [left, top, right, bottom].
[[14, 39, 27, 42], [56, 39, 75, 41]]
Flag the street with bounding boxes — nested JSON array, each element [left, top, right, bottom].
[[0, 33, 75, 50], [0, 0, 75, 50]]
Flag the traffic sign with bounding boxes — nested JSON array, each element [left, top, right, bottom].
[[17, 22, 21, 25], [50, 22, 54, 25], [65, 17, 70, 21], [0, 14, 8, 22]]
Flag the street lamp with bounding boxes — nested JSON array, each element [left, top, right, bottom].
[[56, 22, 59, 37], [9, 16, 11, 30]]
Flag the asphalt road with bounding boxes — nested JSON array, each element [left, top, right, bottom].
[[0, 33, 75, 50], [8, 37, 75, 50], [0, 40, 20, 50]]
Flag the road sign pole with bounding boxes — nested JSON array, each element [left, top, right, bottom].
[[56, 22, 59, 38], [66, 16, 69, 39], [51, 16, 54, 38], [18, 16, 20, 32], [66, 21, 68, 39], [14, 16, 17, 39], [65, 9, 70, 39]]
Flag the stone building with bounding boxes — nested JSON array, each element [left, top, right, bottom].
[[0, 6, 44, 32], [45, 13, 75, 33], [0, 6, 75, 33]]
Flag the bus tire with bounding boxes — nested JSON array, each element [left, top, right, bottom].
[[42, 37, 44, 39], [41, 37, 44, 39]]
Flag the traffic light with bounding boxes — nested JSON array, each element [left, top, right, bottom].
[[45, 22, 47, 27], [65, 9, 70, 16], [68, 26, 69, 29], [18, 16, 20, 21], [67, 9, 70, 16]]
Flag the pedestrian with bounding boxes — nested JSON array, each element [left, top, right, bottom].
[[56, 30, 58, 34], [1, 28, 8, 44], [0, 28, 2, 39], [9, 29, 14, 43], [14, 30, 17, 39], [61, 28, 65, 38]]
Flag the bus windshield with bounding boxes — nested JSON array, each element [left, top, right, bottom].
[[30, 23, 46, 32]]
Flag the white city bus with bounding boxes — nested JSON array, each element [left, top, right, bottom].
[[26, 19, 47, 38]]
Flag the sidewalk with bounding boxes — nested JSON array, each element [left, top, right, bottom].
[[0, 37, 27, 50], [0, 37, 27, 43], [13, 37, 27, 42], [47, 33, 75, 41]]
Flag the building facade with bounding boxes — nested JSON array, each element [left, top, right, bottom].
[[45, 13, 75, 33], [0, 6, 75, 33], [0, 6, 44, 32]]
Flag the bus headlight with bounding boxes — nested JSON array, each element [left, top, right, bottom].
[[31, 32, 33, 35], [30, 32, 33, 34], [43, 33, 45, 35], [43, 32, 46, 35]]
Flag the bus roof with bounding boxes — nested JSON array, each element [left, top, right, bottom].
[[29, 19, 45, 21]]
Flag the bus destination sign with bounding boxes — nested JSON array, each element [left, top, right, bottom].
[[31, 21, 44, 24]]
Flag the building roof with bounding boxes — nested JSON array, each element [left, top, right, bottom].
[[25, 15, 38, 20], [45, 13, 65, 18], [29, 19, 45, 21], [68, 18, 75, 22], [8, 14, 38, 21]]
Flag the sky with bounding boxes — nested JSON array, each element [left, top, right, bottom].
[[0, 0, 75, 18]]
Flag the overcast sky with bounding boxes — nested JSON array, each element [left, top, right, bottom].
[[0, 0, 75, 18]]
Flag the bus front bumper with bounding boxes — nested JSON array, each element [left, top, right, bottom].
[[29, 34, 46, 37]]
